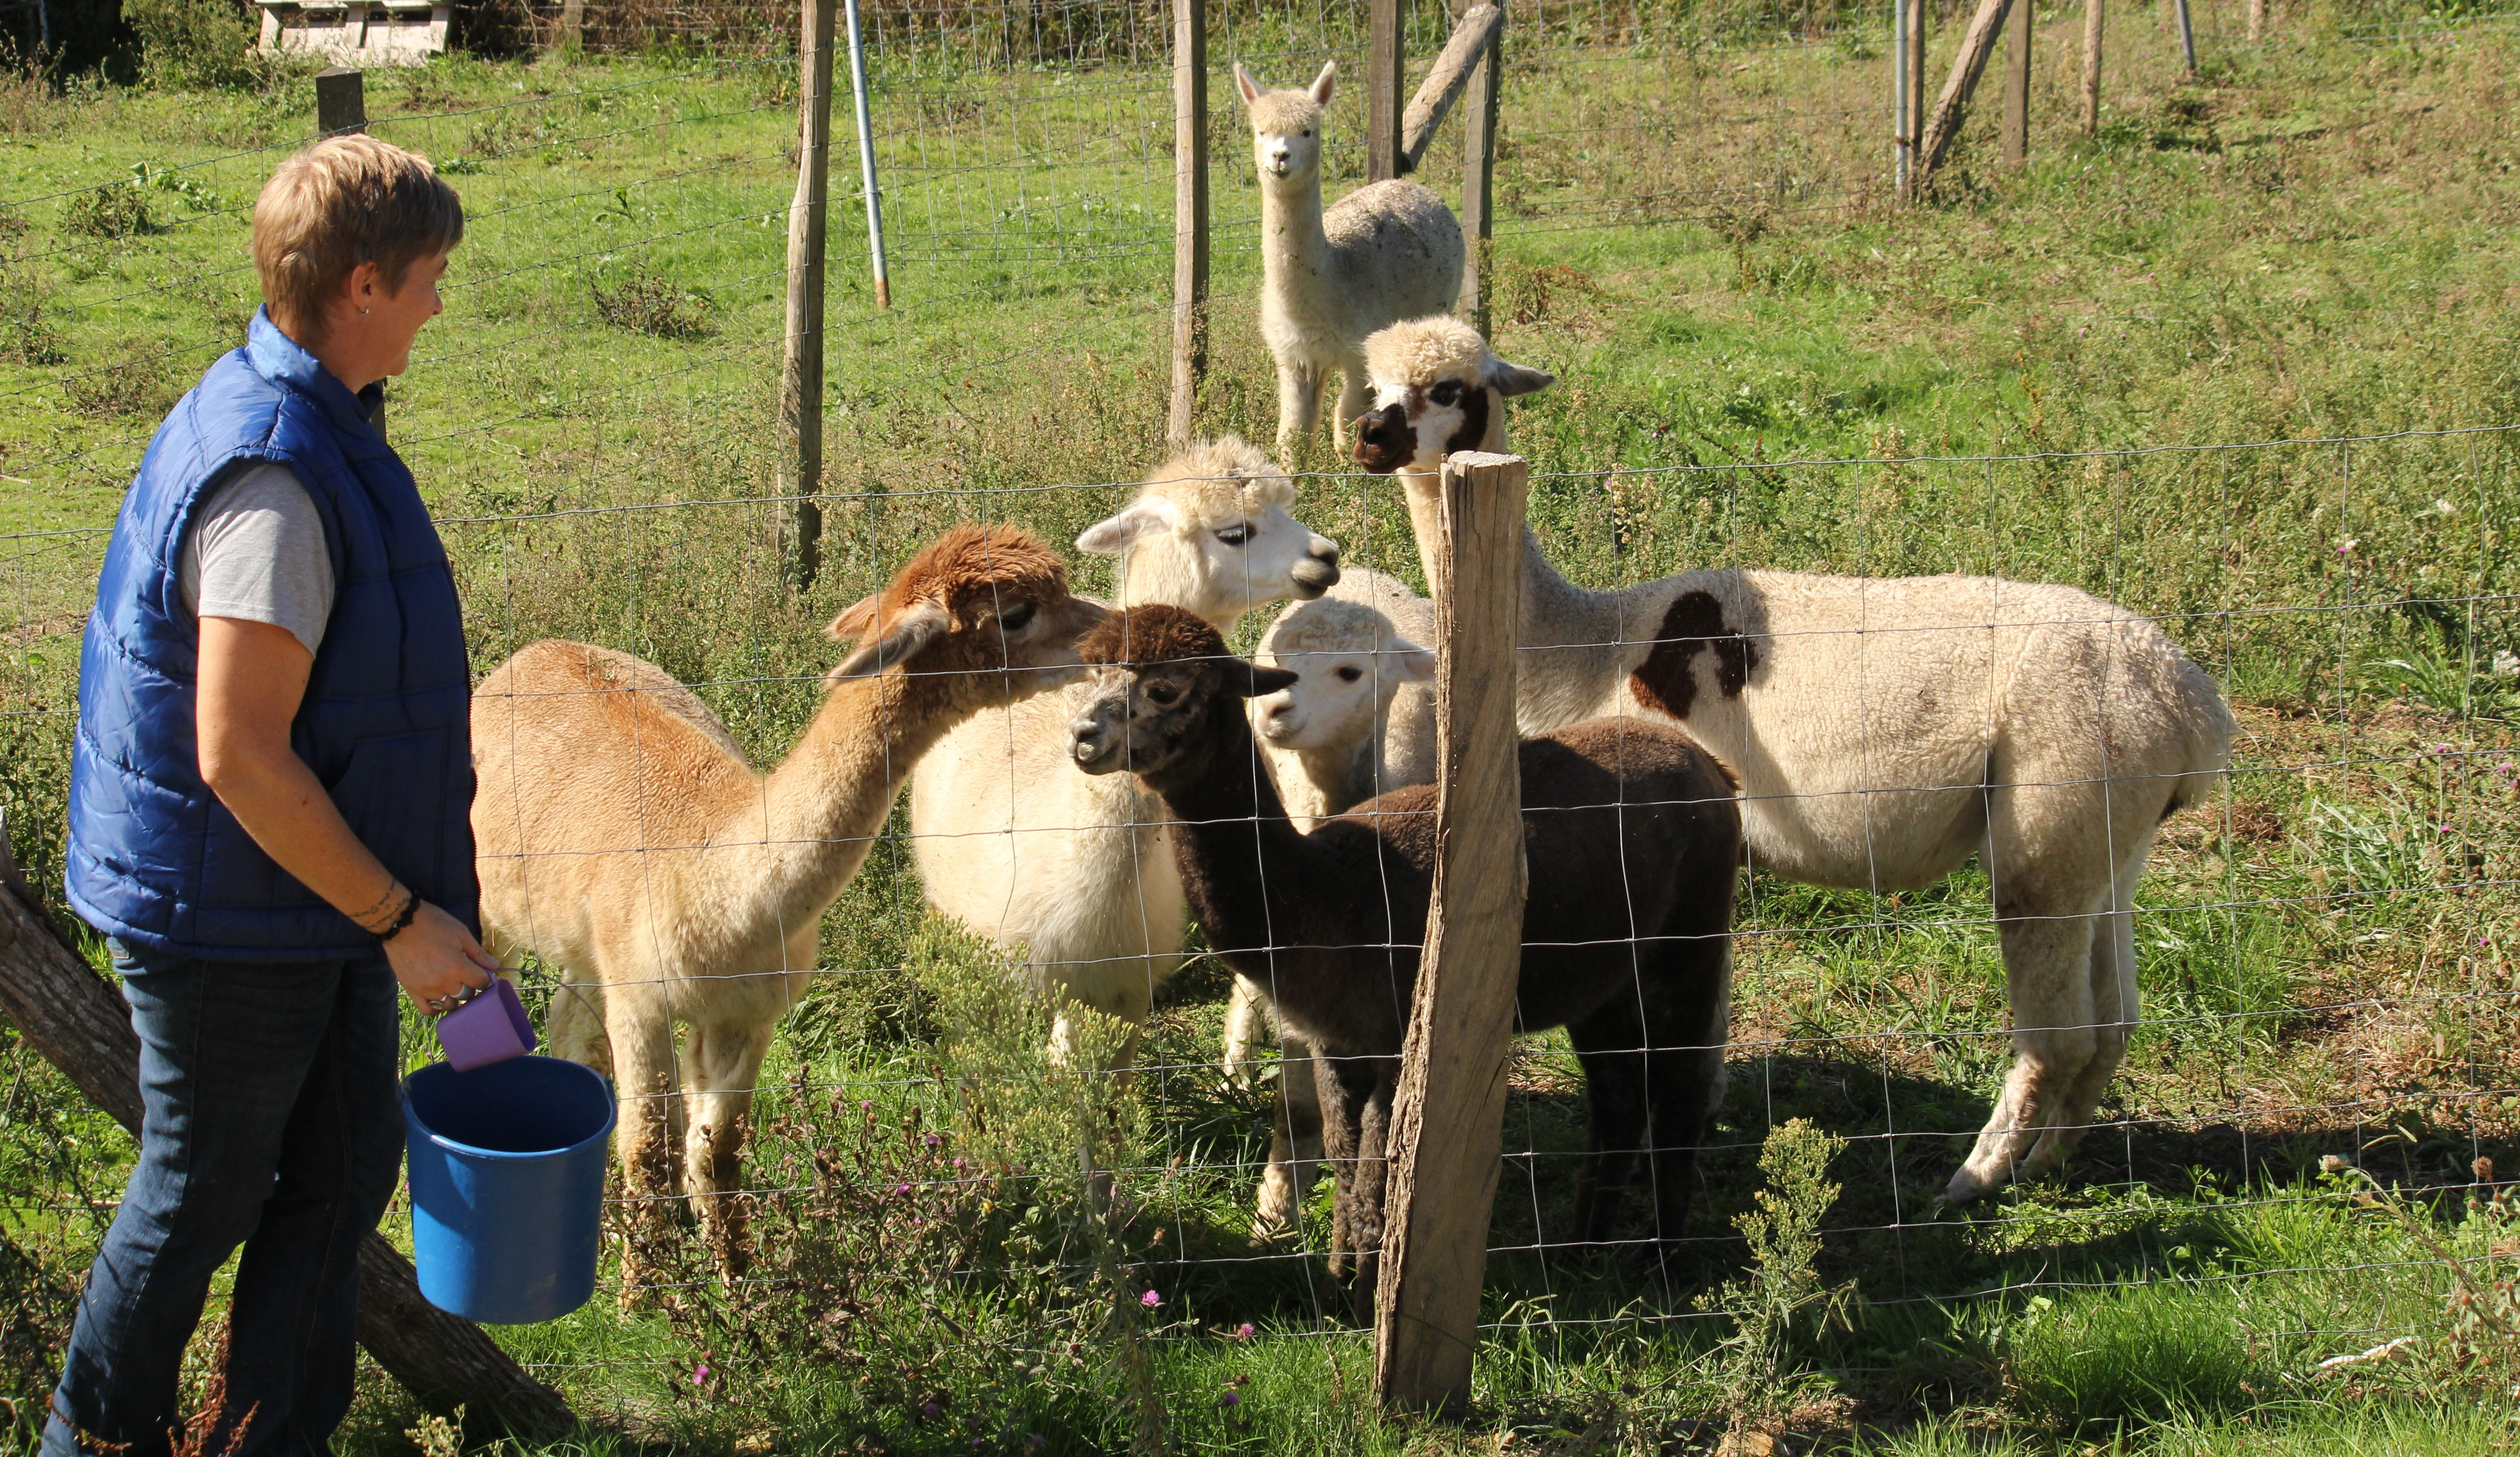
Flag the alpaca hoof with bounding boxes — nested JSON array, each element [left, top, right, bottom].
[[1939, 1165, 2001, 1205]]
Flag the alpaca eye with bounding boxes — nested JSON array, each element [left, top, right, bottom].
[[998, 602, 1035, 632], [1300, 129, 1312, 138], [1146, 681, 1181, 706], [1213, 524, 1251, 546], [1336, 665, 1364, 683], [1430, 382, 1462, 407]]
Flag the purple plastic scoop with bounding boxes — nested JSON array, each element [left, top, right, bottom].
[[435, 977, 537, 1072]]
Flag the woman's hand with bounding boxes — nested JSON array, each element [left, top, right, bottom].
[[384, 900, 502, 1016]]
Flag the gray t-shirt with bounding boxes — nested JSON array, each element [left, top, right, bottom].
[[178, 463, 336, 656]]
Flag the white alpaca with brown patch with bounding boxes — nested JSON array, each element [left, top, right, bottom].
[[1237, 62, 1464, 464], [908, 438, 1341, 1066], [1351, 316, 2236, 1203], [471, 527, 1106, 1291]]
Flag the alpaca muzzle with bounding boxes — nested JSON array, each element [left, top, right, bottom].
[[1289, 542, 1341, 598], [1353, 404, 1413, 474]]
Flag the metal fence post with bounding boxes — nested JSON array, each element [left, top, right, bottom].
[[1367, 0, 1404, 181], [844, 0, 890, 310], [1892, 0, 1911, 196], [2173, 0, 2197, 77], [781, 0, 836, 593], [1373, 449, 1528, 1417], [1167, 0, 1207, 451]]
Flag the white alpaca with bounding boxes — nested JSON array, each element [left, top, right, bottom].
[[908, 437, 1341, 1066], [1236, 61, 1464, 465], [1352, 316, 2237, 1204]]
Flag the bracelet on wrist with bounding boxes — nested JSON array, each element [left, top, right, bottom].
[[373, 888, 420, 944]]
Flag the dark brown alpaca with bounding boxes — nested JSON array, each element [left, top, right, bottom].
[[1068, 605, 1741, 1304]]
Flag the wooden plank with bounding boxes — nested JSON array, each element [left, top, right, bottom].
[[1366, 0, 1404, 182], [1167, 0, 1208, 451], [1915, 0, 2016, 186], [780, 0, 836, 592], [0, 838, 574, 1435], [2003, 0, 2031, 169], [2082, 0, 2105, 137], [1400, 2, 1503, 174], [1372, 450, 1529, 1417], [315, 65, 366, 136], [1456, 17, 1499, 333]]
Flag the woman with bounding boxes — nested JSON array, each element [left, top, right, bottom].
[[48, 135, 499, 1457]]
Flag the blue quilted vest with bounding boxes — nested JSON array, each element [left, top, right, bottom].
[[66, 308, 479, 959]]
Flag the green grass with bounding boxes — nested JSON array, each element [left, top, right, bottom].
[[5, 2, 2520, 1453]]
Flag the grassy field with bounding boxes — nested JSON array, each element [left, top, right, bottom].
[[3, 1, 2520, 1453]]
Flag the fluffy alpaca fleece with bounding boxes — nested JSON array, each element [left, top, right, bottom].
[[1236, 61, 1464, 464], [472, 526, 1105, 1293], [908, 437, 1341, 1067], [1227, 569, 1437, 1234], [1070, 606, 1741, 1304], [1354, 315, 2239, 1203]]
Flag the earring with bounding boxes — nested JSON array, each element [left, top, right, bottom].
[[360, 305, 371, 316]]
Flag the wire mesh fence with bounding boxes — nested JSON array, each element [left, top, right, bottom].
[[4, 0, 2520, 1447]]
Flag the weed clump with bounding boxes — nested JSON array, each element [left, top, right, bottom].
[[60, 184, 151, 240], [60, 356, 176, 419], [123, 0, 265, 91], [0, 258, 63, 365], [592, 265, 713, 340], [1699, 1118, 1855, 1438]]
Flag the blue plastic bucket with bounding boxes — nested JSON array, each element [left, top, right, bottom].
[[402, 1055, 614, 1324]]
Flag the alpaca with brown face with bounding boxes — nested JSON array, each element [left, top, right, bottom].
[[1068, 605, 1741, 1308], [1353, 315, 2238, 1205], [471, 525, 1105, 1296]]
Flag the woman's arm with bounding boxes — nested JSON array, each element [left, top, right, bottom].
[[197, 615, 496, 1011]]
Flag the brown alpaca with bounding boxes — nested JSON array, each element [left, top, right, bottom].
[[1068, 606, 1742, 1309], [470, 525, 1105, 1292]]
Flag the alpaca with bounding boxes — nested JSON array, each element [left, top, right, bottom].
[[1236, 61, 1465, 464], [471, 525, 1106, 1287], [908, 438, 1341, 1068], [1069, 605, 1742, 1302], [1229, 573, 1436, 1235], [1351, 315, 2238, 1203]]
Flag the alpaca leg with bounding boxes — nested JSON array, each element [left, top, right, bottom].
[[2023, 843, 2152, 1178], [684, 1018, 775, 1281], [1274, 358, 1325, 468], [1223, 973, 1271, 1090], [607, 986, 682, 1309], [1945, 899, 2102, 1204], [1331, 356, 1371, 451], [1629, 933, 1732, 1257], [548, 979, 613, 1075], [1345, 1069, 1398, 1322], [1314, 1052, 1374, 1282], [1567, 1001, 1650, 1248], [1253, 1031, 1324, 1242]]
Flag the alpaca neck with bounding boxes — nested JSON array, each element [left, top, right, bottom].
[[1258, 172, 1330, 290], [741, 672, 961, 925], [1141, 697, 1337, 993], [1281, 736, 1372, 827], [1394, 464, 1622, 659]]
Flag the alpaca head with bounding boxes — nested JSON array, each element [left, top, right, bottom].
[[1251, 596, 1434, 755], [1068, 605, 1297, 780], [1352, 315, 1555, 475], [825, 523, 1108, 710], [1233, 61, 1335, 191], [1076, 435, 1342, 626]]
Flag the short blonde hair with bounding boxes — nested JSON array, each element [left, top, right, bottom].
[[252, 135, 464, 346]]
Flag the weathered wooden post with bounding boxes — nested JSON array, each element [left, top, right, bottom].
[[1902, 0, 1926, 198], [559, 0, 584, 51], [0, 840, 575, 1436], [1167, 0, 1207, 451], [1367, 0, 1405, 181], [316, 69, 385, 438], [1372, 450, 1529, 1416], [2249, 0, 2266, 42], [781, 0, 836, 592], [1457, 14, 1500, 332], [1914, 0, 2019, 190], [2004, 0, 2032, 168], [2081, 0, 2105, 136]]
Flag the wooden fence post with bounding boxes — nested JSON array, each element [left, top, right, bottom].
[[1902, 0, 1926, 198], [2249, 0, 2266, 42], [1167, 0, 1207, 451], [315, 69, 386, 438], [1366, 0, 1404, 181], [559, 0, 584, 51], [1891, 0, 1909, 196], [780, 0, 836, 593], [1372, 450, 1529, 1417], [1913, 0, 2017, 189], [2081, 0, 2105, 136], [1400, 2, 1503, 173], [1456, 15, 1500, 333], [0, 841, 575, 1436], [2003, 0, 2032, 168]]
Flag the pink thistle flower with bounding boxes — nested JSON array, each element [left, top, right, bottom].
[[1219, 1390, 1241, 1408], [693, 1364, 709, 1385], [1232, 1322, 1254, 1341], [1140, 1289, 1163, 1308]]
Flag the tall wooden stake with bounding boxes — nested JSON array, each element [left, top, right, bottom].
[[1892, 0, 1911, 196], [2249, 0, 2266, 42], [1367, 0, 1404, 181], [1915, 0, 2018, 188], [781, 0, 836, 593], [1167, 0, 1207, 451], [316, 69, 385, 439], [1457, 17, 1500, 333], [2081, 0, 2105, 136], [559, 0, 584, 50], [1373, 450, 1529, 1417], [2003, 0, 2032, 168], [1903, 0, 1926, 197]]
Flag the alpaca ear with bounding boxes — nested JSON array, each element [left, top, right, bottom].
[[1309, 60, 1336, 106], [1234, 63, 1265, 107], [1486, 357, 1556, 398], [1385, 640, 1438, 684], [1076, 498, 1178, 556], [826, 592, 878, 643], [827, 602, 949, 683], [1238, 662, 1303, 699]]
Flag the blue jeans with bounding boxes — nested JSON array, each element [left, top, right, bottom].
[[45, 943, 403, 1457]]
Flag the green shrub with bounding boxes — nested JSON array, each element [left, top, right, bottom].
[[59, 183, 151, 240], [121, 0, 263, 91]]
